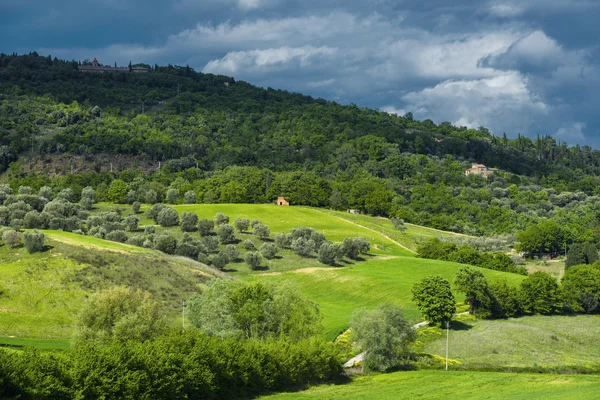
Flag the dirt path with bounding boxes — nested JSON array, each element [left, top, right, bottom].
[[315, 210, 416, 254]]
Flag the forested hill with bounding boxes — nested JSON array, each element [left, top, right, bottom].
[[2, 52, 599, 178], [2, 52, 600, 239]]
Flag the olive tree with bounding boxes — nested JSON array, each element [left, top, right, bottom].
[[2, 229, 22, 248], [214, 212, 229, 226], [245, 251, 262, 270], [234, 217, 250, 233], [259, 243, 278, 259], [23, 230, 45, 253], [157, 207, 179, 227], [180, 212, 199, 232], [183, 190, 197, 204], [197, 218, 215, 237], [253, 223, 271, 240], [217, 224, 236, 244], [166, 188, 179, 204]]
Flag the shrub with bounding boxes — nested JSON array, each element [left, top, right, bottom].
[[214, 212, 229, 225], [354, 237, 370, 255], [157, 207, 179, 227], [144, 225, 156, 234], [242, 239, 256, 251], [38, 186, 53, 200], [411, 275, 456, 326], [318, 242, 337, 265], [291, 237, 315, 257], [223, 244, 240, 261], [234, 217, 250, 233], [489, 279, 523, 318], [81, 186, 96, 202], [259, 243, 278, 259], [211, 252, 229, 269], [24, 211, 47, 229], [123, 215, 139, 232], [18, 186, 33, 195], [340, 238, 359, 259], [180, 212, 198, 232], [391, 217, 406, 232], [0, 206, 9, 225], [176, 242, 199, 259], [166, 188, 179, 204], [197, 219, 214, 236], [145, 203, 165, 222], [351, 303, 416, 371], [127, 234, 146, 247], [454, 267, 493, 318], [132, 201, 141, 214], [23, 230, 44, 253], [80, 197, 93, 211], [106, 230, 128, 243], [154, 234, 178, 254], [10, 219, 24, 230], [202, 236, 219, 253], [2, 230, 22, 248], [561, 264, 600, 313], [183, 190, 196, 204], [250, 219, 262, 229], [56, 188, 74, 202], [520, 272, 561, 315], [145, 189, 158, 204], [217, 224, 236, 244], [108, 180, 129, 204], [126, 190, 137, 204], [245, 251, 262, 270], [253, 223, 271, 240], [274, 232, 292, 248]]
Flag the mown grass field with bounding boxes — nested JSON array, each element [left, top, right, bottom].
[[0, 336, 71, 351], [260, 370, 600, 399], [422, 315, 600, 372]]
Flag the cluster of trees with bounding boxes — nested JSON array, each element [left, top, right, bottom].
[[0, 284, 341, 399], [416, 238, 526, 275], [413, 264, 600, 325]]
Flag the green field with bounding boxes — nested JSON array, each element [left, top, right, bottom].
[[260, 370, 600, 399], [422, 315, 600, 372], [0, 336, 71, 351]]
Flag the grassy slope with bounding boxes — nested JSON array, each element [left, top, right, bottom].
[[0, 231, 220, 339], [260, 370, 600, 400], [422, 315, 600, 371]]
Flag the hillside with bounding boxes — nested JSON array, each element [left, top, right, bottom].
[[3, 53, 600, 242]]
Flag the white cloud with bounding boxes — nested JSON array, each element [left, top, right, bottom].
[[203, 45, 337, 75], [488, 2, 524, 17], [402, 72, 548, 132], [556, 122, 586, 141], [380, 106, 407, 116], [307, 78, 336, 88]]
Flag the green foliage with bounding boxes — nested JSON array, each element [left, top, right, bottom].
[[318, 242, 337, 265], [488, 279, 523, 318], [217, 223, 236, 244], [107, 179, 129, 204], [123, 214, 139, 231], [153, 234, 177, 254], [350, 303, 416, 371], [411, 275, 456, 326], [74, 287, 165, 344], [454, 267, 493, 318], [197, 218, 214, 236], [166, 188, 179, 204], [223, 244, 240, 261], [520, 272, 560, 315], [566, 242, 599, 268], [188, 280, 322, 340], [156, 206, 179, 227], [516, 219, 567, 254], [211, 252, 229, 269], [242, 239, 256, 251], [291, 237, 315, 257], [253, 222, 271, 239], [183, 190, 196, 204], [234, 217, 250, 233], [2, 229, 22, 248], [132, 201, 141, 213], [23, 229, 45, 253], [106, 230, 128, 243], [245, 251, 263, 270], [259, 242, 278, 259], [179, 211, 198, 232], [561, 263, 600, 313], [214, 212, 229, 225]]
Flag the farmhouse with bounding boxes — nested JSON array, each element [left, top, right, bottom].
[[465, 163, 498, 178], [277, 196, 289, 206], [78, 58, 148, 73]]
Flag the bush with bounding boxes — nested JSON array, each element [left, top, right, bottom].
[[154, 234, 178, 254], [234, 217, 250, 233], [166, 188, 179, 204], [202, 236, 219, 253], [391, 217, 406, 231], [217, 224, 236, 244], [214, 212, 229, 225], [176, 242, 200, 259], [211, 252, 229, 269], [242, 239, 256, 251], [489, 279, 523, 318], [454, 267, 493, 318], [127, 234, 146, 247], [56, 188, 74, 202], [144, 189, 158, 204], [180, 212, 198, 232], [108, 180, 129, 204], [259, 243, 278, 259], [250, 219, 262, 229], [38, 186, 53, 200], [124, 215, 139, 232], [24, 211, 47, 229], [126, 190, 137, 204], [156, 207, 179, 227], [291, 237, 315, 257], [2, 229, 21, 248], [106, 230, 128, 243], [274, 232, 292, 248], [351, 303, 416, 371], [318, 242, 337, 265], [411, 275, 456, 326], [132, 201, 141, 214], [520, 272, 561, 315], [183, 190, 196, 204], [223, 244, 240, 261], [197, 218, 214, 236], [144, 225, 156, 235], [245, 252, 262, 270], [10, 218, 24, 230], [145, 203, 165, 222], [23, 230, 45, 253], [561, 264, 600, 313]]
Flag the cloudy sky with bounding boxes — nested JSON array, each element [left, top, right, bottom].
[[3, 0, 600, 146]]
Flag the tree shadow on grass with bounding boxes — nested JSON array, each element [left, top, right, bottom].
[[222, 267, 238, 273], [41, 244, 54, 253], [450, 320, 473, 331], [251, 265, 270, 272]]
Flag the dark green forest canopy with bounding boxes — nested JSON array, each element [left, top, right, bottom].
[[3, 53, 600, 239]]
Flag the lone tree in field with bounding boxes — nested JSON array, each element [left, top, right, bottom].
[[411, 275, 456, 326], [253, 223, 271, 240], [23, 229, 45, 253], [351, 303, 416, 372]]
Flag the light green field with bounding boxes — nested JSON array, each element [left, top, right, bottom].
[[422, 315, 600, 372], [0, 336, 71, 351], [260, 370, 600, 400]]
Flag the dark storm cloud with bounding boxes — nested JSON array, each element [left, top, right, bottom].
[[3, 0, 600, 146]]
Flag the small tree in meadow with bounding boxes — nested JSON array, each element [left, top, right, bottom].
[[23, 229, 45, 253], [157, 207, 179, 227], [217, 224, 236, 244], [253, 223, 271, 240], [180, 212, 198, 232], [223, 244, 240, 262], [318, 243, 337, 265], [242, 239, 256, 251], [211, 252, 229, 269], [411, 275, 456, 326], [234, 217, 250, 233], [245, 251, 262, 270], [132, 201, 141, 214], [183, 190, 197, 204], [259, 243, 278, 259], [214, 212, 229, 226], [2, 229, 21, 248], [154, 234, 178, 254], [197, 218, 215, 236], [166, 188, 179, 204]]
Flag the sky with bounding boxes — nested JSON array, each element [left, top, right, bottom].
[[2, 0, 600, 146]]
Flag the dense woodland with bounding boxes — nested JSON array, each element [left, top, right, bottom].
[[2, 52, 600, 244]]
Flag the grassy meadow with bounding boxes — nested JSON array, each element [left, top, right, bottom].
[[260, 370, 600, 400], [421, 315, 600, 372]]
